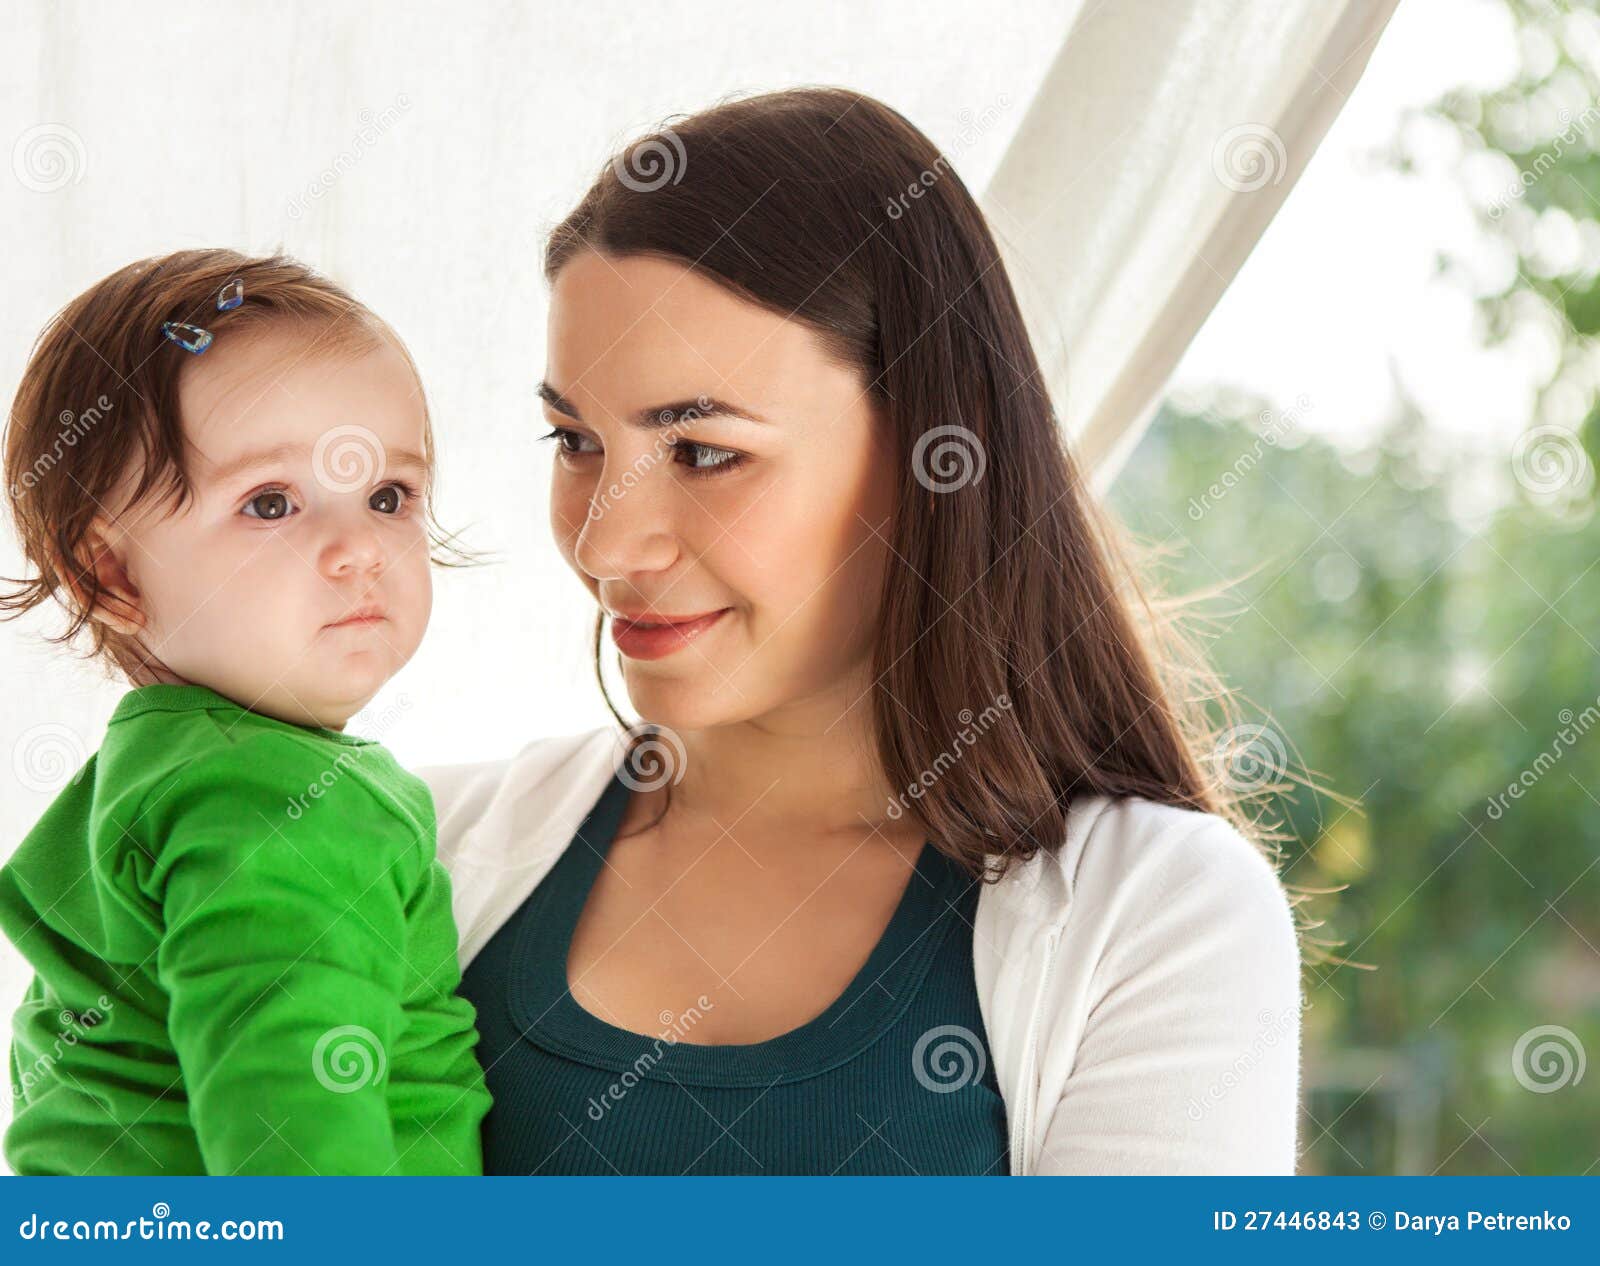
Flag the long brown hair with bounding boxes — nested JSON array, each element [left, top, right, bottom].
[[548, 87, 1285, 881]]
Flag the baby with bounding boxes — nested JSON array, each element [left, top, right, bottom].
[[0, 249, 491, 1175]]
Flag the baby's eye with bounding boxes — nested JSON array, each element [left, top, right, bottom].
[[369, 482, 413, 515], [241, 490, 295, 520]]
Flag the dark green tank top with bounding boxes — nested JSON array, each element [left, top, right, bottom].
[[458, 767, 1009, 1174]]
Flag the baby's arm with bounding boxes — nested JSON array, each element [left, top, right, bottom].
[[141, 734, 418, 1175]]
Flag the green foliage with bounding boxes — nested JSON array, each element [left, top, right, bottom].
[[1110, 2, 1600, 1171], [1114, 391, 1598, 1173]]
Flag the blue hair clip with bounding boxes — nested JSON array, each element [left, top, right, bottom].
[[161, 277, 245, 354], [161, 322, 214, 354]]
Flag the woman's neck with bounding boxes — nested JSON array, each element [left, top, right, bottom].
[[635, 688, 918, 848]]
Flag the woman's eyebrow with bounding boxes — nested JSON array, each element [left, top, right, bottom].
[[538, 381, 770, 427]]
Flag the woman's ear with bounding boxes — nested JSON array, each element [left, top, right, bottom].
[[62, 514, 148, 638]]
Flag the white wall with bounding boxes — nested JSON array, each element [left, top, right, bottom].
[[0, 0, 1068, 1165]]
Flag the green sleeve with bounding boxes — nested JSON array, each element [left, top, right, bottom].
[[141, 735, 418, 1175]]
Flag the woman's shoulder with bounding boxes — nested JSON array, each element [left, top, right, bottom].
[[414, 725, 622, 965], [989, 793, 1297, 952], [414, 725, 618, 869], [416, 724, 613, 820]]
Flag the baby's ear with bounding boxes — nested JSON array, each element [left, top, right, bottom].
[[61, 514, 147, 637]]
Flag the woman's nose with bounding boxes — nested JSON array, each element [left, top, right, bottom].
[[571, 474, 680, 581]]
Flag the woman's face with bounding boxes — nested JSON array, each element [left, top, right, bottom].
[[544, 251, 896, 734]]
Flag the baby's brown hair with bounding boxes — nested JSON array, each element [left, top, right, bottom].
[[1, 248, 475, 679]]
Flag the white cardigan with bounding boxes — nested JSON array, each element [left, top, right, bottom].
[[417, 726, 1303, 1175]]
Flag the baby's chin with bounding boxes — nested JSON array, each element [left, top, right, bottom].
[[257, 654, 408, 731], [300, 671, 403, 728]]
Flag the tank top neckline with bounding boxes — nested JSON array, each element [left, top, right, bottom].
[[505, 766, 966, 1087]]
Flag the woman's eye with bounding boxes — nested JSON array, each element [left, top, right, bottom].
[[538, 427, 745, 478], [369, 483, 412, 514], [241, 490, 294, 520], [674, 442, 745, 476], [540, 427, 599, 457]]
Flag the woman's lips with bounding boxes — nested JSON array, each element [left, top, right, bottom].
[[610, 608, 730, 661]]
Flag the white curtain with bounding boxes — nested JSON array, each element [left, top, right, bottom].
[[984, 0, 1402, 491], [0, 0, 1395, 1165]]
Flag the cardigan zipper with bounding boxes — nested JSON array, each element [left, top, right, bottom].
[[1013, 921, 1063, 1175]]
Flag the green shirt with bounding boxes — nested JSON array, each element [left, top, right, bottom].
[[0, 683, 491, 1175]]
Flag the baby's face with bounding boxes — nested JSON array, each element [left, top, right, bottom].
[[109, 324, 433, 730]]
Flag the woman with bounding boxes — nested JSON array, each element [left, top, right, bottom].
[[421, 87, 1302, 1176]]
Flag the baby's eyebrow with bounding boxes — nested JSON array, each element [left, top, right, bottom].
[[205, 441, 429, 485]]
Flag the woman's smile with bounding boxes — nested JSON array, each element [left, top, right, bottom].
[[609, 606, 731, 660]]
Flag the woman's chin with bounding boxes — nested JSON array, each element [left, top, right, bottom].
[[619, 671, 750, 736]]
